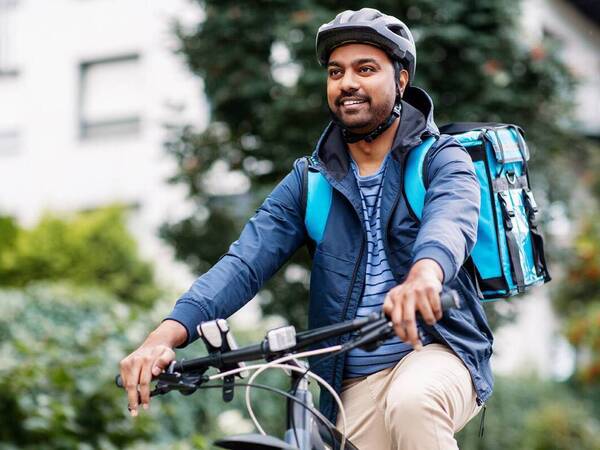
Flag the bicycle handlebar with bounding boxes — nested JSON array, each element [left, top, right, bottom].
[[115, 289, 460, 390]]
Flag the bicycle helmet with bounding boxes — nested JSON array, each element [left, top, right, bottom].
[[316, 8, 416, 80], [316, 8, 417, 143]]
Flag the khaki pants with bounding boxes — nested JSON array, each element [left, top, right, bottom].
[[336, 344, 482, 450]]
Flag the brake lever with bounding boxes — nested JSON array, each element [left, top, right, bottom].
[[151, 372, 208, 397]]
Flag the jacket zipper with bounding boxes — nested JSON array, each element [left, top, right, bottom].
[[382, 152, 408, 279], [313, 161, 367, 331]]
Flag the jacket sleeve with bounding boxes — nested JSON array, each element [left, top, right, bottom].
[[165, 160, 307, 345], [411, 135, 480, 283]]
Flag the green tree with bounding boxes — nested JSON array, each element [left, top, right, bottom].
[[161, 0, 576, 327], [0, 206, 160, 308], [554, 214, 600, 384]]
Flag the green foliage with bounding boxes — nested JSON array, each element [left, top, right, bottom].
[[457, 376, 600, 450], [0, 206, 160, 308], [0, 283, 248, 449], [553, 213, 600, 384], [522, 400, 600, 450], [0, 284, 155, 449], [162, 0, 578, 327]]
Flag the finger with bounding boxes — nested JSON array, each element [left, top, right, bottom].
[[389, 291, 406, 341], [123, 359, 142, 417], [138, 357, 153, 410], [417, 289, 436, 325], [402, 293, 421, 350], [382, 293, 393, 317], [428, 286, 443, 321]]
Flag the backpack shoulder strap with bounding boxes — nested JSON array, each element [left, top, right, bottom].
[[303, 156, 332, 244], [404, 136, 438, 220]]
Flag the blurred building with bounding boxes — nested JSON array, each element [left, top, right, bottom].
[[0, 0, 206, 286], [524, 0, 600, 137]]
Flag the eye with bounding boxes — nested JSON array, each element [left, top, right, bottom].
[[359, 66, 375, 73], [328, 68, 342, 78]]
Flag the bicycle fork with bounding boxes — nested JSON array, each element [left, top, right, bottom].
[[284, 361, 327, 450]]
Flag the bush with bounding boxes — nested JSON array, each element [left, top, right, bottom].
[[0, 283, 155, 449], [457, 376, 600, 450], [0, 206, 160, 308], [522, 400, 600, 450]]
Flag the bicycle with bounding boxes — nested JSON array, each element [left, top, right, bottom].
[[116, 290, 460, 450]]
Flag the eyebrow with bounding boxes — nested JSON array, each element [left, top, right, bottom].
[[327, 58, 382, 68]]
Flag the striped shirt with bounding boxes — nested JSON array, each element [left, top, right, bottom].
[[344, 154, 433, 378]]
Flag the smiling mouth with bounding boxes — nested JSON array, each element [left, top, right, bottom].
[[340, 98, 367, 106]]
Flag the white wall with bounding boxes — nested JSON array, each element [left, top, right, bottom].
[[0, 0, 208, 287]]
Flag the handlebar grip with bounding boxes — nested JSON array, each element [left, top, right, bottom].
[[115, 374, 124, 388]]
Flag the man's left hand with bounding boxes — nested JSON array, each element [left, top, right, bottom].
[[382, 259, 444, 350]]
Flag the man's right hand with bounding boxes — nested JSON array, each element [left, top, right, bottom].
[[119, 320, 187, 417]]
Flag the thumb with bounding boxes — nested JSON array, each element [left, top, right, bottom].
[[382, 294, 393, 315], [152, 348, 175, 376]]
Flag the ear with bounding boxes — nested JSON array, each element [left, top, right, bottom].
[[398, 69, 409, 97]]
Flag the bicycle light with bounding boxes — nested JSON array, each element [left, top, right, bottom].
[[266, 325, 297, 352]]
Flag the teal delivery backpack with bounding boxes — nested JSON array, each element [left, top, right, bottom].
[[304, 123, 551, 301]]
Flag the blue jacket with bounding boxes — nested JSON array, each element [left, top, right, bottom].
[[167, 86, 494, 423]]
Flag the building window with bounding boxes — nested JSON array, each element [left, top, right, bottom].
[[0, 129, 20, 155], [0, 0, 20, 77], [78, 54, 142, 139], [0, 74, 20, 155]]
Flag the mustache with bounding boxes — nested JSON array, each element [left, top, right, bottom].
[[335, 94, 370, 107]]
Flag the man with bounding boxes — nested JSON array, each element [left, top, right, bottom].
[[120, 8, 493, 450]]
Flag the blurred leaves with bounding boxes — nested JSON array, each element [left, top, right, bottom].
[[554, 213, 600, 384], [456, 376, 600, 449], [0, 206, 161, 308], [522, 400, 600, 450], [0, 284, 154, 449]]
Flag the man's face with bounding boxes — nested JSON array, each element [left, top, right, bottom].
[[326, 43, 400, 134]]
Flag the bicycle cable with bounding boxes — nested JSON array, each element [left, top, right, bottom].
[[209, 346, 347, 450], [247, 363, 346, 450], [288, 335, 382, 450], [194, 381, 337, 449]]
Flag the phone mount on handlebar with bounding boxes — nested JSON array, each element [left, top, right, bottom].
[[197, 319, 247, 402]]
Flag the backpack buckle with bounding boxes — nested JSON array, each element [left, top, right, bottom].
[[523, 189, 539, 227], [498, 192, 515, 230], [523, 189, 538, 213]]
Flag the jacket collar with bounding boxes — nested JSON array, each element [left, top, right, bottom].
[[313, 86, 440, 181]]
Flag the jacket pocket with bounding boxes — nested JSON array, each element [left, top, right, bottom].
[[310, 249, 354, 304]]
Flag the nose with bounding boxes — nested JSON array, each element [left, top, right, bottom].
[[339, 70, 360, 93]]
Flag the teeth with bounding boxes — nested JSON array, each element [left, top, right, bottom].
[[343, 100, 365, 106]]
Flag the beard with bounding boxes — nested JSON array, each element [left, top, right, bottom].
[[329, 94, 395, 133]]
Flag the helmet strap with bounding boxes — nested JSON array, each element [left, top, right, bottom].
[[341, 100, 401, 143]]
